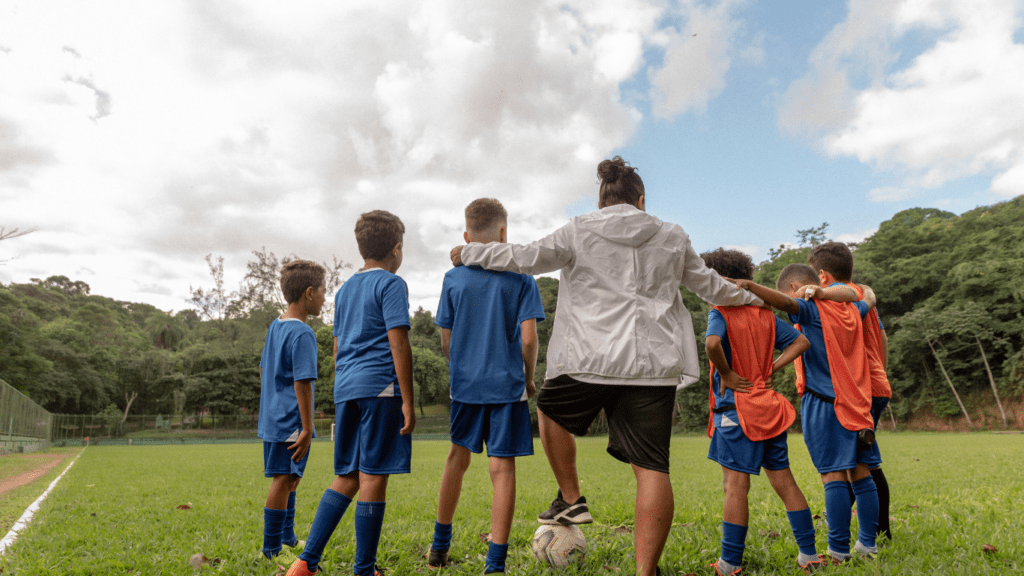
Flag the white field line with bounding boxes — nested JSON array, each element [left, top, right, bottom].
[[0, 450, 84, 556]]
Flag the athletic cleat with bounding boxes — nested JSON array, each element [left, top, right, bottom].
[[538, 490, 593, 525], [372, 566, 387, 576], [710, 560, 742, 575], [427, 548, 452, 569], [854, 540, 878, 559], [798, 554, 839, 574], [826, 548, 851, 564], [284, 559, 320, 576]]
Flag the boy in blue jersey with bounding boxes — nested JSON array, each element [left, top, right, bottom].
[[808, 242, 894, 542], [735, 264, 882, 563], [427, 199, 546, 574], [288, 211, 415, 576], [700, 249, 825, 575], [258, 260, 327, 560]]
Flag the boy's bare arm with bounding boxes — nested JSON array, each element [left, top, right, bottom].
[[290, 379, 314, 462], [705, 335, 753, 395], [520, 319, 538, 398], [880, 329, 889, 371], [734, 279, 799, 316], [772, 334, 810, 378], [440, 328, 452, 362], [857, 284, 877, 310], [798, 284, 858, 302], [388, 326, 416, 435]]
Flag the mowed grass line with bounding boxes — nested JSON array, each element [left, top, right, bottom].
[[0, 447, 83, 537], [1, 434, 1021, 575]]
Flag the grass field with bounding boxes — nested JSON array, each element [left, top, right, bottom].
[[1, 433, 1021, 575]]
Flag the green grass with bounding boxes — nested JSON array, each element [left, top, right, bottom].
[[1, 434, 1021, 575], [0, 448, 82, 537]]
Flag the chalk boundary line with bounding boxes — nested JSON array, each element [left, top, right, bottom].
[[0, 449, 84, 556]]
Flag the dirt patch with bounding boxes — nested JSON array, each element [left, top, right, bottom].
[[0, 454, 70, 497]]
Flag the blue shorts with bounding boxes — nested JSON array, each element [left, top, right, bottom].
[[450, 400, 534, 458], [800, 393, 874, 474], [264, 441, 309, 477], [707, 417, 790, 475], [861, 396, 890, 468], [334, 397, 412, 476]]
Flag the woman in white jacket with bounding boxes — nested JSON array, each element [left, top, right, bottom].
[[450, 156, 761, 576]]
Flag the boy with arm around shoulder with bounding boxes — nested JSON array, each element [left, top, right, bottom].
[[258, 259, 327, 559], [288, 211, 415, 576], [428, 199, 546, 574], [700, 249, 826, 575], [808, 242, 894, 541], [734, 264, 882, 563]]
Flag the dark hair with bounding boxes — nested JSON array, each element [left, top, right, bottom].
[[355, 210, 405, 261], [807, 241, 853, 282], [280, 259, 326, 304], [465, 198, 507, 234], [700, 248, 754, 281], [597, 156, 644, 208], [776, 263, 819, 292]]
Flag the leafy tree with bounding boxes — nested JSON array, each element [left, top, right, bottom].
[[412, 346, 449, 415]]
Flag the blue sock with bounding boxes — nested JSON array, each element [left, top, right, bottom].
[[851, 476, 880, 549], [786, 508, 817, 556], [282, 491, 298, 546], [263, 507, 287, 558], [354, 501, 387, 576], [432, 521, 453, 551], [720, 521, 748, 567], [823, 481, 852, 555], [298, 489, 352, 571], [485, 541, 509, 573]]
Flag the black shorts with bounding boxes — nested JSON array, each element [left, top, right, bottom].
[[536, 375, 676, 474]]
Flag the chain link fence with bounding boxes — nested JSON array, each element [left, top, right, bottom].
[[1, 378, 53, 454]]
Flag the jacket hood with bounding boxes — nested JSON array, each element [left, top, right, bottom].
[[578, 204, 662, 247]]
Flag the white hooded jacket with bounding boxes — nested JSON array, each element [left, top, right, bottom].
[[461, 204, 762, 389]]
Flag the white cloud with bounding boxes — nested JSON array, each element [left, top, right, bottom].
[[1, 0, 745, 313], [648, 0, 747, 118], [780, 0, 1024, 200], [834, 228, 877, 245]]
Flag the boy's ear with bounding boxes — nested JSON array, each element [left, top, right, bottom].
[[499, 226, 507, 243], [636, 195, 646, 211], [463, 231, 470, 244]]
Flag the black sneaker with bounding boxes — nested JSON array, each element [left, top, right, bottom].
[[427, 548, 452, 569], [538, 489, 593, 525]]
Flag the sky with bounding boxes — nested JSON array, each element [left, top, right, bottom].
[[1, 0, 1023, 316]]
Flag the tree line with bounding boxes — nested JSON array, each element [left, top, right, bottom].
[[2, 197, 1022, 429]]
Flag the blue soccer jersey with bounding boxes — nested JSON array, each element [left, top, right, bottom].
[[705, 309, 802, 428], [787, 292, 870, 399], [435, 266, 545, 404], [258, 318, 318, 442], [333, 268, 411, 402]]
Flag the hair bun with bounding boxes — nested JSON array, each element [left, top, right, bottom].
[[597, 156, 632, 183]]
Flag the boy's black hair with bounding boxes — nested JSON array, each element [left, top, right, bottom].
[[700, 248, 754, 281], [597, 156, 644, 208], [776, 263, 819, 292], [280, 259, 326, 304], [807, 241, 853, 282], [465, 198, 507, 234], [355, 210, 405, 261]]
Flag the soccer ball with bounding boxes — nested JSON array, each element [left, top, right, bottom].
[[531, 524, 586, 568]]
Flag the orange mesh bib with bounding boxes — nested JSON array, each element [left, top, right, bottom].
[[816, 301, 874, 431], [847, 283, 891, 398], [706, 306, 796, 442]]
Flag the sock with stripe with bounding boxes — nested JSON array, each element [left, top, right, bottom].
[[354, 501, 387, 576]]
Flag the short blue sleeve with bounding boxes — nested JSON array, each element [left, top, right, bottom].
[[878, 315, 885, 330], [706, 309, 727, 341], [381, 276, 411, 330], [773, 317, 801, 351], [290, 330, 319, 382], [854, 301, 869, 318], [435, 279, 454, 329], [517, 277, 546, 324], [792, 298, 816, 325]]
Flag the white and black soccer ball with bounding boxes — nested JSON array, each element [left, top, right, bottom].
[[531, 524, 586, 569]]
